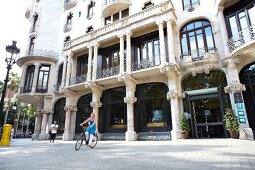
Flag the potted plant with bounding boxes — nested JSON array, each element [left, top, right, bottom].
[[224, 108, 240, 139], [179, 113, 190, 139]]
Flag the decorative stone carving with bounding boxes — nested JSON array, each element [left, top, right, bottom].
[[42, 109, 53, 114], [224, 80, 246, 93], [160, 63, 181, 75], [167, 90, 185, 100], [90, 101, 102, 108], [221, 59, 228, 68], [124, 97, 137, 104], [63, 88, 77, 97], [64, 105, 78, 112], [233, 56, 241, 63], [182, 64, 217, 77], [85, 81, 103, 94]]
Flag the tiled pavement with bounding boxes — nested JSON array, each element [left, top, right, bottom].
[[0, 139, 255, 170]]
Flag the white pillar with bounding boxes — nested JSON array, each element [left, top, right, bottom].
[[63, 107, 71, 140], [65, 54, 72, 87], [46, 112, 53, 134], [157, 21, 167, 66], [19, 65, 28, 93], [32, 112, 42, 139], [166, 19, 176, 63], [39, 112, 48, 140], [218, 6, 230, 56], [87, 46, 93, 82], [124, 96, 137, 141], [70, 110, 77, 139], [31, 63, 40, 93], [92, 43, 99, 81], [118, 34, 125, 74], [61, 56, 67, 87], [126, 31, 132, 73]]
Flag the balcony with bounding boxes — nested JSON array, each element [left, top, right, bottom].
[[228, 25, 255, 56], [103, 0, 129, 17], [132, 59, 160, 71], [64, 0, 77, 10], [64, 1, 174, 50], [63, 23, 72, 33], [17, 49, 58, 67], [180, 47, 220, 70], [97, 66, 120, 79], [25, 6, 32, 19], [69, 74, 87, 86], [36, 87, 48, 93], [20, 87, 32, 94]]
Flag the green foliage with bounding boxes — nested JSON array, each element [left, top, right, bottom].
[[8, 72, 20, 92], [224, 108, 240, 131], [179, 113, 189, 132]]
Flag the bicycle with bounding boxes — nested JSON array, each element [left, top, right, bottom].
[[75, 125, 98, 151]]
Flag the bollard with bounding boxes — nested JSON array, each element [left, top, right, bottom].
[[0, 124, 12, 146]]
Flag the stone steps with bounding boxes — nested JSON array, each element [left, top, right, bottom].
[[137, 132, 171, 141]]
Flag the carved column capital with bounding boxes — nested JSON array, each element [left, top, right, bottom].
[[224, 80, 246, 93], [124, 97, 137, 104], [42, 109, 53, 115], [63, 88, 77, 97], [85, 81, 103, 94], [160, 63, 181, 76], [90, 101, 102, 108], [64, 105, 78, 112], [167, 90, 185, 100]]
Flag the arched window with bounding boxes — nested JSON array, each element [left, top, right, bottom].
[[180, 19, 216, 60]]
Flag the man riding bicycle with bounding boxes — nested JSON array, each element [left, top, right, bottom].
[[80, 112, 96, 147]]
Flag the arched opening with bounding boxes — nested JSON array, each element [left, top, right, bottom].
[[182, 71, 230, 138], [135, 83, 171, 132], [240, 63, 255, 132], [180, 19, 216, 60], [76, 94, 92, 134], [53, 98, 66, 134], [100, 87, 126, 133]]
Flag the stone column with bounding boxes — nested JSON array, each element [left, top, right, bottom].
[[118, 74, 137, 141], [218, 6, 230, 56], [223, 58, 254, 140], [61, 56, 68, 87], [92, 43, 99, 81], [70, 109, 77, 139], [157, 21, 167, 66], [19, 65, 28, 93], [166, 19, 176, 63], [63, 105, 77, 141], [32, 111, 42, 139], [65, 53, 73, 88], [39, 111, 49, 140], [118, 34, 125, 74], [46, 112, 54, 134], [31, 63, 41, 93], [87, 46, 93, 82], [126, 31, 132, 73]]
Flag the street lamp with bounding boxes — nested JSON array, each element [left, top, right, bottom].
[[0, 41, 20, 135]]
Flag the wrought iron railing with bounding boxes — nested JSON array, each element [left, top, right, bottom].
[[20, 87, 32, 94], [181, 47, 217, 61], [63, 23, 72, 32], [228, 25, 255, 52], [132, 59, 159, 71], [53, 84, 61, 92], [69, 74, 87, 85], [25, 49, 58, 59], [64, 0, 71, 4], [36, 87, 48, 93], [184, 0, 200, 12], [97, 66, 120, 79]]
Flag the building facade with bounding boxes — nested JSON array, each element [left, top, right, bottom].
[[17, 0, 255, 141]]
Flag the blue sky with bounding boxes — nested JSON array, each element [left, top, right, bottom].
[[0, 0, 32, 81]]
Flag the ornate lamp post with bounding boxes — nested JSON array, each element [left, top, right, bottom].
[[0, 41, 20, 135]]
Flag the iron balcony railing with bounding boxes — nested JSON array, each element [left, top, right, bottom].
[[132, 59, 160, 71], [36, 86, 48, 93], [63, 22, 72, 32], [20, 87, 32, 94], [228, 25, 255, 52], [97, 66, 120, 79], [181, 47, 217, 61], [64, 0, 71, 4], [184, 0, 200, 12], [69, 74, 87, 85]]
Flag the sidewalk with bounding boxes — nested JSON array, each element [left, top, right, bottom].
[[0, 139, 255, 170]]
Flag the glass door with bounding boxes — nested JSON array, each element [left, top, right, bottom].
[[191, 98, 226, 138]]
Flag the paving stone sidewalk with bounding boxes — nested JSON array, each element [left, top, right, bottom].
[[0, 139, 255, 170]]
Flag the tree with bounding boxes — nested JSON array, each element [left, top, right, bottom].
[[19, 104, 36, 134], [7, 72, 20, 93]]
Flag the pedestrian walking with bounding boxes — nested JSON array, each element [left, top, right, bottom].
[[49, 121, 58, 144]]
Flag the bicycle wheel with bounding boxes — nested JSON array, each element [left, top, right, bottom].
[[89, 134, 98, 148], [75, 135, 84, 151]]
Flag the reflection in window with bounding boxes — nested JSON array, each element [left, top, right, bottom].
[[183, 0, 200, 11], [180, 20, 215, 60], [87, 1, 95, 19], [104, 8, 129, 25], [36, 65, 50, 93], [23, 65, 35, 93], [31, 14, 38, 32], [136, 83, 171, 131], [28, 37, 35, 55]]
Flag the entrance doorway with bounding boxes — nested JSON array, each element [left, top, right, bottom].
[[187, 93, 227, 138]]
